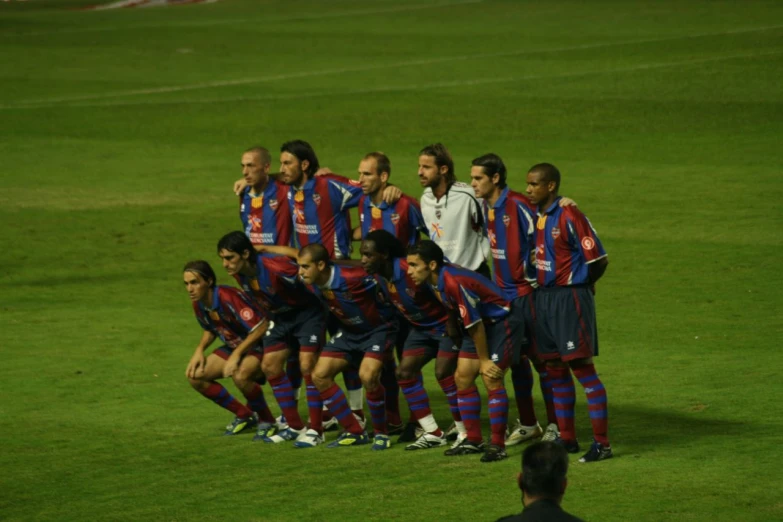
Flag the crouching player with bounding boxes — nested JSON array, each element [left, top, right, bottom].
[[297, 244, 399, 450], [217, 231, 328, 447], [407, 241, 525, 463], [183, 260, 275, 436]]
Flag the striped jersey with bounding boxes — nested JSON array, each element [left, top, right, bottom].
[[233, 253, 319, 315], [357, 193, 426, 246], [534, 197, 607, 287], [431, 264, 510, 329], [192, 286, 266, 349], [376, 258, 449, 334], [239, 180, 292, 246]]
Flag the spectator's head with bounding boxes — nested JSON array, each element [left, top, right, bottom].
[[518, 441, 570, 507], [280, 140, 320, 186], [418, 143, 455, 191]]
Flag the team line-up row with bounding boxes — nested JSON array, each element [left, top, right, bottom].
[[182, 141, 612, 464]]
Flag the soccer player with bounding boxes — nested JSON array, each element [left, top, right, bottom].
[[418, 143, 491, 277], [525, 163, 612, 463], [407, 240, 525, 462], [469, 153, 559, 445], [297, 244, 399, 450], [183, 260, 276, 436], [238, 146, 292, 247], [217, 231, 328, 447], [360, 230, 464, 450]]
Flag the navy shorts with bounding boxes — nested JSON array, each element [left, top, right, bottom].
[[402, 328, 460, 361], [535, 285, 598, 362], [512, 293, 536, 358], [263, 305, 326, 354], [322, 322, 399, 368], [458, 310, 525, 370], [213, 344, 263, 362]]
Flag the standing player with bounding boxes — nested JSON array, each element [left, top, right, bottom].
[[407, 240, 525, 463], [297, 244, 399, 450], [360, 230, 464, 450], [183, 260, 276, 437], [238, 146, 292, 248], [418, 143, 491, 277], [217, 232, 328, 447], [526, 163, 612, 463], [469, 153, 560, 445]]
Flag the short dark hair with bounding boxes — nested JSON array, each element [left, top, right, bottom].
[[299, 243, 330, 265], [364, 229, 406, 259], [472, 153, 507, 188], [419, 143, 455, 186], [183, 260, 217, 288], [528, 162, 561, 192], [520, 442, 569, 499], [217, 231, 255, 263], [244, 146, 271, 167], [281, 140, 320, 176], [407, 239, 444, 268], [363, 151, 391, 178]]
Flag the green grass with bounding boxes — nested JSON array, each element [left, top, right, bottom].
[[1, 0, 782, 520]]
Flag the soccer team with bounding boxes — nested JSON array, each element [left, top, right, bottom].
[[182, 140, 613, 463]]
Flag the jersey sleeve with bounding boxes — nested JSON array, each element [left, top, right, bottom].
[[406, 197, 427, 239], [445, 274, 483, 328], [222, 288, 267, 332], [516, 201, 538, 283], [564, 208, 607, 264], [192, 303, 217, 335], [325, 174, 363, 211]]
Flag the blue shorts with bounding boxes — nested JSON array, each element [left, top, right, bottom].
[[402, 328, 460, 361], [457, 310, 525, 370], [322, 322, 399, 369], [535, 285, 598, 361], [512, 293, 536, 358], [263, 305, 326, 354]]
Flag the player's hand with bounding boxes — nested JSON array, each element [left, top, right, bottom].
[[186, 352, 206, 379], [480, 360, 504, 380], [315, 167, 334, 177], [233, 178, 248, 196], [559, 197, 577, 207], [223, 356, 240, 378], [382, 185, 402, 204]]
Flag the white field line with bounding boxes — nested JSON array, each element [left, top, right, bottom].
[[10, 0, 485, 36], [7, 23, 783, 108], [2, 49, 779, 111]]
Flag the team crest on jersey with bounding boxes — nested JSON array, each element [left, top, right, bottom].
[[551, 227, 560, 239], [581, 237, 595, 250], [251, 197, 264, 209], [488, 209, 495, 222], [313, 194, 321, 206], [240, 308, 254, 321], [268, 199, 278, 210], [294, 191, 304, 202], [371, 207, 382, 219], [390, 213, 400, 224], [502, 215, 511, 227]]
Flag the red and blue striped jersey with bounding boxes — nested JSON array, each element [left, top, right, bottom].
[[376, 258, 449, 334], [239, 181, 292, 246], [357, 193, 425, 246], [192, 286, 266, 349], [288, 173, 363, 259], [233, 253, 319, 315], [432, 264, 511, 329], [483, 187, 537, 300], [306, 265, 395, 334], [534, 197, 607, 287]]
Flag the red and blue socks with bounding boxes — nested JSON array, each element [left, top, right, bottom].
[[572, 364, 609, 446], [268, 372, 305, 430]]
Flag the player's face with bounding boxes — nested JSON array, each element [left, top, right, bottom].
[[526, 171, 555, 207], [241, 152, 268, 187], [297, 254, 321, 285], [418, 155, 444, 189], [359, 241, 384, 275], [280, 152, 305, 186], [470, 166, 497, 199], [358, 158, 386, 196], [218, 249, 248, 276], [406, 254, 432, 286], [183, 271, 211, 302]]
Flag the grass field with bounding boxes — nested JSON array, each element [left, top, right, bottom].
[[1, 0, 782, 521]]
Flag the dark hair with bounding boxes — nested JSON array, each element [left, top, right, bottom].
[[528, 162, 561, 192], [183, 260, 217, 288], [419, 143, 455, 186], [364, 229, 406, 259], [299, 243, 330, 265], [407, 239, 444, 268], [281, 140, 320, 176], [363, 151, 391, 178], [520, 442, 569, 499], [472, 153, 507, 188], [244, 146, 271, 167], [217, 231, 255, 263]]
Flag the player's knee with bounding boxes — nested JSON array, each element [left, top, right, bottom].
[[434, 365, 454, 381], [188, 376, 206, 390], [396, 364, 417, 382], [454, 371, 475, 390], [261, 358, 283, 377], [359, 368, 380, 390], [311, 369, 331, 391]]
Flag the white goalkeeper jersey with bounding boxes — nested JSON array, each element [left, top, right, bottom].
[[420, 182, 490, 271]]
